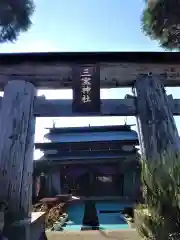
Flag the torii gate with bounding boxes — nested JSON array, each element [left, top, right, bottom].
[[0, 52, 180, 239]]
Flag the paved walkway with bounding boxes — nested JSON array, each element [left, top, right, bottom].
[[46, 229, 140, 240], [46, 229, 139, 240]]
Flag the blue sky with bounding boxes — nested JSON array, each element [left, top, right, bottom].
[[0, 0, 163, 52], [0, 0, 179, 159]]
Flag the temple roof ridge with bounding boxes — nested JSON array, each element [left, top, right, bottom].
[[45, 124, 136, 134]]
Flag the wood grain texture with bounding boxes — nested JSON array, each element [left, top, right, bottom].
[[0, 62, 180, 89], [134, 75, 180, 160], [0, 80, 36, 219], [20, 96, 180, 117], [32, 96, 180, 117], [34, 98, 136, 117], [0, 95, 180, 117]]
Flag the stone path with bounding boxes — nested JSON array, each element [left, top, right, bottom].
[[46, 229, 140, 240]]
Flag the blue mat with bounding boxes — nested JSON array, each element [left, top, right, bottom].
[[63, 225, 82, 231], [99, 224, 130, 230], [63, 202, 131, 231], [95, 202, 132, 211], [63, 203, 85, 231], [96, 202, 130, 230]]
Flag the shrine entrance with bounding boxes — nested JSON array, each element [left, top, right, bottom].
[[61, 164, 123, 197], [93, 174, 119, 197], [0, 52, 180, 239], [91, 165, 120, 197]]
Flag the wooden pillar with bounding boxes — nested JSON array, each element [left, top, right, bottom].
[[0, 80, 36, 220], [133, 75, 180, 160], [32, 174, 37, 203]]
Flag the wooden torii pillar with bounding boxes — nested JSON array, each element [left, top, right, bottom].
[[0, 80, 36, 239], [133, 74, 180, 161]]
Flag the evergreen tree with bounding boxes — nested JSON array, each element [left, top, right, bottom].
[[142, 0, 180, 50], [135, 153, 180, 239], [0, 0, 35, 43]]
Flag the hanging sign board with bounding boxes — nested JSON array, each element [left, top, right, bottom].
[[72, 64, 100, 113]]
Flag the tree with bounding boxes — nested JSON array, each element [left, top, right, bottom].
[[135, 154, 180, 239], [0, 0, 35, 43], [141, 0, 180, 51]]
